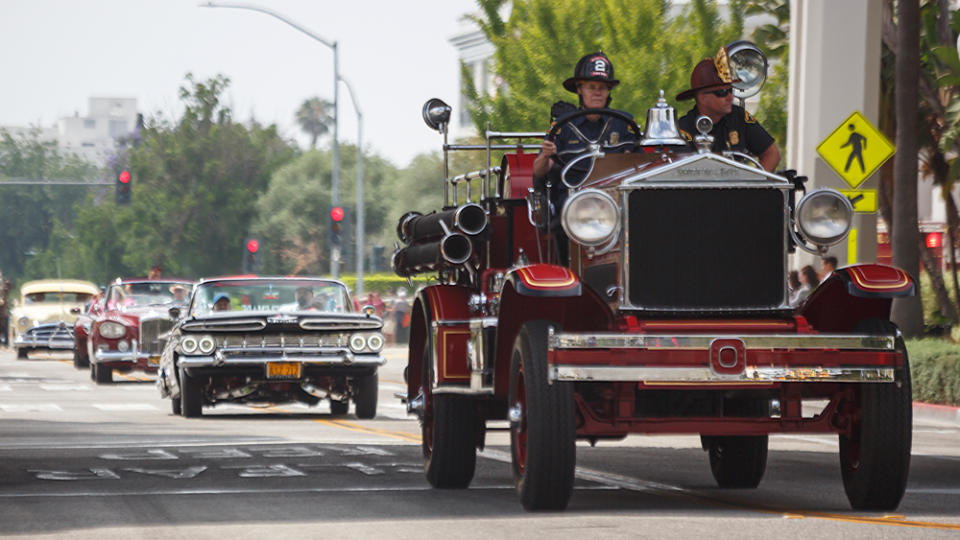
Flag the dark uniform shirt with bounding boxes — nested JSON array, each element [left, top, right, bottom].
[[677, 104, 774, 158]]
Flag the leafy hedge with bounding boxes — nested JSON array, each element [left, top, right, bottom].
[[338, 273, 435, 297], [907, 338, 960, 406]]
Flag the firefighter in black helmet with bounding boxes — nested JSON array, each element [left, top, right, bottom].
[[532, 52, 637, 264], [532, 52, 637, 181]]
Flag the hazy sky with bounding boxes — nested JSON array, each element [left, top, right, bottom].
[[1, 0, 480, 167]]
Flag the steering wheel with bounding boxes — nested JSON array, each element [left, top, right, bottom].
[[546, 108, 641, 166]]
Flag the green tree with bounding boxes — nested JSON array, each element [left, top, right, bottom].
[[463, 0, 745, 133], [252, 143, 398, 276], [296, 97, 334, 149], [47, 73, 297, 283], [0, 129, 98, 283], [746, 0, 789, 157]]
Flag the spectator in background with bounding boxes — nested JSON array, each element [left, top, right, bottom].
[[213, 293, 232, 312], [820, 256, 838, 281], [791, 265, 820, 307], [0, 270, 9, 346], [148, 265, 162, 279], [394, 288, 411, 343], [788, 270, 801, 305]]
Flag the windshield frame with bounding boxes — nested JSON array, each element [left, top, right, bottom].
[[189, 277, 353, 317]]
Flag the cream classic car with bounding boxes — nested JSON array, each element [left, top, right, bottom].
[[9, 279, 99, 359]]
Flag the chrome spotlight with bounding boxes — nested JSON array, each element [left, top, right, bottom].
[[726, 40, 768, 100], [422, 98, 451, 132]]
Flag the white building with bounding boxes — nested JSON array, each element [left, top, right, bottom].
[[2, 96, 138, 166]]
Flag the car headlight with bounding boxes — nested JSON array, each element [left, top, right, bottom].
[[17, 316, 30, 328], [180, 335, 199, 354], [197, 335, 216, 355], [561, 189, 621, 246], [349, 334, 367, 353], [367, 334, 385, 352], [98, 321, 126, 339], [349, 333, 385, 353], [796, 189, 853, 246]]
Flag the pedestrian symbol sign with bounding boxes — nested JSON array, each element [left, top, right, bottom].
[[817, 111, 895, 189]]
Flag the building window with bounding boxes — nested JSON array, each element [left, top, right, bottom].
[[109, 119, 128, 138], [84, 119, 96, 129]]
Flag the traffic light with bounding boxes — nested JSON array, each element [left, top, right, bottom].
[[242, 238, 260, 274], [926, 232, 942, 249], [115, 169, 131, 205], [330, 206, 344, 247]]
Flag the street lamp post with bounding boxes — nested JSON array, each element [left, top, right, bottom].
[[339, 78, 364, 297], [200, 1, 341, 277]]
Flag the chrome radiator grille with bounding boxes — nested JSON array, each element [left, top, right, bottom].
[[24, 323, 74, 342], [625, 187, 787, 311], [140, 318, 174, 355], [215, 333, 345, 351]]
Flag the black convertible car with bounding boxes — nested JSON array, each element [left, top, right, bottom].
[[157, 276, 385, 418]]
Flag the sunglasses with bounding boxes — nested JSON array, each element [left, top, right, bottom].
[[708, 88, 732, 98]]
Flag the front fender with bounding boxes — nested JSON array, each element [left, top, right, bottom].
[[407, 284, 475, 398], [506, 264, 582, 297], [800, 264, 914, 333]]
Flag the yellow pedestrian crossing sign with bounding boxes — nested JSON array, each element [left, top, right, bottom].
[[817, 111, 895, 189]]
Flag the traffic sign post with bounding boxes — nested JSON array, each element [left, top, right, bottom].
[[816, 111, 895, 189]]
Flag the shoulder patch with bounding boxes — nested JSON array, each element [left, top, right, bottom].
[[744, 110, 757, 124]]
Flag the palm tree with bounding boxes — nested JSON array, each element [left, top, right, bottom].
[[296, 97, 333, 149], [890, 0, 924, 337]]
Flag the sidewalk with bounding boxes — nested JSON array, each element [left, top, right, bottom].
[[914, 401, 960, 426]]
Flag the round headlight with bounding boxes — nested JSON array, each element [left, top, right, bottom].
[[117, 340, 130, 352], [99, 321, 126, 339], [349, 334, 367, 353], [796, 189, 854, 246], [561, 189, 621, 246], [180, 336, 199, 354], [726, 40, 768, 100], [367, 334, 384, 352], [17, 316, 30, 328], [197, 335, 216, 355]]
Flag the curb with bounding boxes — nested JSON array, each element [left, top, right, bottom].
[[913, 401, 960, 426]]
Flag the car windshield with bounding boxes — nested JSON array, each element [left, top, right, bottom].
[[105, 281, 191, 310], [24, 292, 93, 304], [191, 279, 352, 316]]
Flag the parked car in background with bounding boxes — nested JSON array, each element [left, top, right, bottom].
[[157, 276, 384, 418], [87, 279, 193, 384], [9, 279, 99, 359]]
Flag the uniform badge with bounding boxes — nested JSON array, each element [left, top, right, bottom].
[[744, 110, 757, 124], [729, 131, 740, 146], [609, 132, 620, 145]]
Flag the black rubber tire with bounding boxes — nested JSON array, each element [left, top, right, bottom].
[[707, 435, 768, 488], [73, 347, 89, 369], [510, 320, 576, 511], [171, 397, 182, 416], [94, 363, 113, 384], [422, 347, 478, 489], [16, 348, 28, 359], [330, 399, 349, 415], [354, 372, 378, 419], [840, 319, 912, 511], [179, 368, 203, 418]]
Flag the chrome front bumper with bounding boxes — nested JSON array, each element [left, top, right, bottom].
[[93, 340, 160, 367], [548, 331, 900, 384], [178, 351, 386, 369]]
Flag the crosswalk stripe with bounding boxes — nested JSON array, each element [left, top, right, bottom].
[[92, 403, 159, 411], [0, 404, 63, 412]]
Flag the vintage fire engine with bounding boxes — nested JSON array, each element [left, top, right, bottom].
[[394, 44, 913, 512]]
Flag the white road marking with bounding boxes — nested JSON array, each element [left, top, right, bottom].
[[0, 385, 11, 391], [92, 403, 158, 411], [40, 384, 92, 391], [0, 403, 62, 412]]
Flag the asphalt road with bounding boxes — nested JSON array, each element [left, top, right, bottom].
[[1, 346, 958, 539]]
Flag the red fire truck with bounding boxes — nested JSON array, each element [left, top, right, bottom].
[[394, 44, 913, 512]]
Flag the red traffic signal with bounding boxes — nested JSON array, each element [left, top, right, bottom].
[[246, 239, 260, 253], [330, 206, 345, 222], [926, 232, 942, 249], [118, 170, 131, 184]]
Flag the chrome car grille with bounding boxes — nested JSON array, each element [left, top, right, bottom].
[[140, 318, 174, 355], [23, 323, 75, 343], [214, 332, 346, 354], [625, 187, 787, 312]]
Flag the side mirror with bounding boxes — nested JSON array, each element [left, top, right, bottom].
[[168, 306, 181, 320]]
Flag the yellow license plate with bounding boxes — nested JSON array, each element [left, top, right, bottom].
[[148, 356, 161, 366], [266, 361, 302, 379]]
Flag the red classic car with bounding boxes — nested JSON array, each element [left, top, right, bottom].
[[85, 278, 193, 384], [72, 294, 103, 369]]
